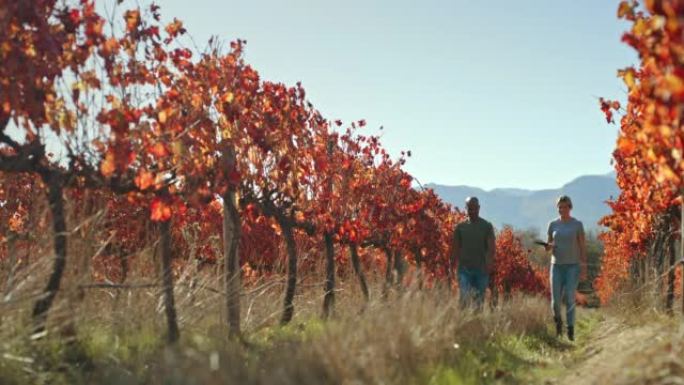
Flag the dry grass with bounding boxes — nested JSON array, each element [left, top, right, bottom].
[[603, 284, 684, 385], [601, 273, 684, 327], [606, 322, 684, 385], [0, 256, 556, 385]]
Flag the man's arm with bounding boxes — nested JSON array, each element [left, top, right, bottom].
[[450, 227, 460, 278], [486, 225, 496, 271]]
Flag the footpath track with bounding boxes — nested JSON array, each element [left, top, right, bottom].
[[543, 311, 668, 385]]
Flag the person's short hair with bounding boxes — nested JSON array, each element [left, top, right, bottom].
[[465, 196, 479, 206], [556, 195, 573, 209]]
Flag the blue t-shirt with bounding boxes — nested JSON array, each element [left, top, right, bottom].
[[547, 218, 584, 265]]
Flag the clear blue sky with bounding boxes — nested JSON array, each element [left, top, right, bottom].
[[159, 0, 636, 190]]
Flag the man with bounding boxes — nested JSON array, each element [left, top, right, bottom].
[[451, 196, 496, 309]]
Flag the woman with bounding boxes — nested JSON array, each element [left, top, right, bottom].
[[545, 195, 587, 341]]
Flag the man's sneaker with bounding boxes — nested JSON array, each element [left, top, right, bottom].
[[567, 326, 575, 341]]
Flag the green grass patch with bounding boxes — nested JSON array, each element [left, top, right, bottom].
[[417, 332, 558, 384], [250, 317, 327, 348], [416, 309, 604, 385]]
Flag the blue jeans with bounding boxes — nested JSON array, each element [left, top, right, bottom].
[[458, 267, 489, 310], [550, 263, 580, 327]]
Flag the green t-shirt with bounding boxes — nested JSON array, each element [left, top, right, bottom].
[[454, 218, 494, 270]]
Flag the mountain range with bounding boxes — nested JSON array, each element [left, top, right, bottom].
[[426, 172, 619, 235]]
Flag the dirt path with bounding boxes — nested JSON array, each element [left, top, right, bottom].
[[544, 313, 665, 385]]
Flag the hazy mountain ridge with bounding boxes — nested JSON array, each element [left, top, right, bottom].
[[427, 172, 619, 233]]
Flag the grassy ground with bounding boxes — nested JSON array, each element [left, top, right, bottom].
[[3, 266, 682, 385], [0, 272, 590, 385]]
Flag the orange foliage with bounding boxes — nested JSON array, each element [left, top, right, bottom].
[[492, 227, 548, 297], [598, 1, 684, 302]]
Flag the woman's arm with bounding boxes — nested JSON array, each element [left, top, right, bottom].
[[578, 228, 588, 280], [545, 223, 554, 252]]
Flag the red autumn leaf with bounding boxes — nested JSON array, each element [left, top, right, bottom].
[[8, 211, 25, 233], [135, 170, 154, 190], [144, 26, 160, 38], [175, 201, 187, 217], [124, 9, 140, 32], [617, 1, 633, 19], [150, 197, 172, 222], [165, 18, 186, 38], [158, 109, 168, 124], [69, 9, 81, 25], [599, 97, 615, 123], [100, 151, 116, 177], [617, 137, 636, 155], [149, 142, 168, 158]]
